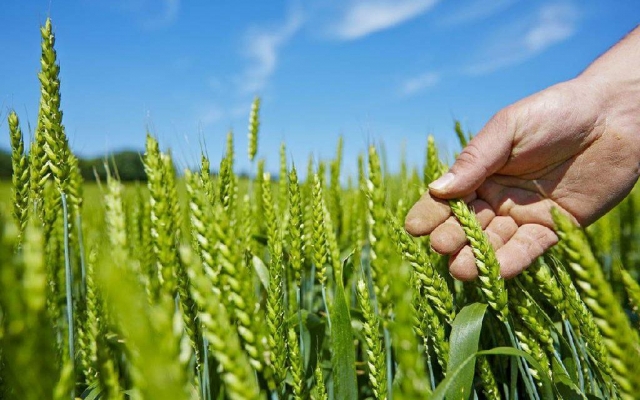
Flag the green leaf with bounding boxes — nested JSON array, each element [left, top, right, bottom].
[[330, 258, 358, 400], [340, 248, 356, 282], [479, 347, 554, 400], [432, 347, 554, 400], [81, 383, 101, 400], [432, 352, 478, 400], [552, 358, 585, 400], [251, 254, 269, 290], [562, 357, 579, 384], [287, 309, 327, 374], [445, 302, 488, 400], [509, 355, 518, 399]]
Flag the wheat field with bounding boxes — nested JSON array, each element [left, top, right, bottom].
[[1, 17, 639, 400]]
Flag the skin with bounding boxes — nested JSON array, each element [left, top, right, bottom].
[[405, 26, 640, 281]]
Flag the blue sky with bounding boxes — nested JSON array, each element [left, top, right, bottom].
[[1, 0, 638, 176]]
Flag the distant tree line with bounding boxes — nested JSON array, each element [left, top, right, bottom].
[[0, 149, 148, 181], [0, 149, 10, 179]]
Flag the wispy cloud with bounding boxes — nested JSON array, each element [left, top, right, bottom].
[[143, 0, 180, 29], [524, 4, 577, 52], [93, 0, 180, 29], [239, 9, 304, 94], [330, 0, 440, 40], [438, 0, 516, 27], [196, 103, 224, 127], [400, 71, 440, 96], [465, 3, 580, 75]]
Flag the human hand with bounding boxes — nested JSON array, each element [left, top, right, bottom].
[[404, 28, 640, 280]]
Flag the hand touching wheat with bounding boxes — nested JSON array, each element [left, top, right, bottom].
[[405, 26, 640, 280]]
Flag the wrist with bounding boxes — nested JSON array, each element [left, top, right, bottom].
[[573, 72, 640, 115], [576, 64, 640, 168], [577, 26, 640, 113]]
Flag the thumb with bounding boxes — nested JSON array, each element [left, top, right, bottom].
[[429, 110, 515, 199]]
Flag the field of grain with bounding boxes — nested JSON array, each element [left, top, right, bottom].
[[1, 17, 639, 400]]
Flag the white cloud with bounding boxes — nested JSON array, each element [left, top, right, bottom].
[[197, 104, 224, 127], [91, 0, 180, 29], [400, 71, 440, 96], [438, 0, 516, 27], [465, 3, 579, 75], [331, 0, 440, 40], [525, 4, 576, 52], [239, 9, 304, 94], [229, 103, 251, 119], [144, 0, 180, 29]]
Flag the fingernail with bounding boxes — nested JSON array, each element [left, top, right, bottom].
[[429, 172, 454, 191]]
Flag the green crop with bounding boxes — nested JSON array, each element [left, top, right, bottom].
[[0, 17, 639, 400]]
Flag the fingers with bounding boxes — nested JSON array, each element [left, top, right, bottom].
[[409, 177, 562, 281], [477, 178, 579, 227], [448, 223, 557, 281], [448, 216, 517, 281], [485, 216, 519, 247], [448, 247, 478, 281], [473, 200, 496, 227], [430, 217, 466, 253], [430, 200, 494, 254], [404, 191, 451, 236], [496, 224, 558, 279], [429, 109, 515, 199]]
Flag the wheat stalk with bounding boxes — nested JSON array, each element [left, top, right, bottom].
[[248, 96, 260, 162], [449, 199, 509, 321], [357, 279, 387, 399], [288, 165, 305, 284], [8, 111, 30, 242], [389, 213, 455, 322], [553, 210, 639, 397], [367, 145, 391, 316], [185, 247, 262, 400]]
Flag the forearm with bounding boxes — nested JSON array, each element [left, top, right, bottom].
[[577, 25, 640, 166], [580, 25, 640, 85]]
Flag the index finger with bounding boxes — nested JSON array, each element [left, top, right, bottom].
[[404, 191, 451, 236]]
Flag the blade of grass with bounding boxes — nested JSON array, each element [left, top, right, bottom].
[[433, 347, 553, 400], [330, 258, 357, 400], [61, 192, 75, 399], [445, 302, 487, 400]]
